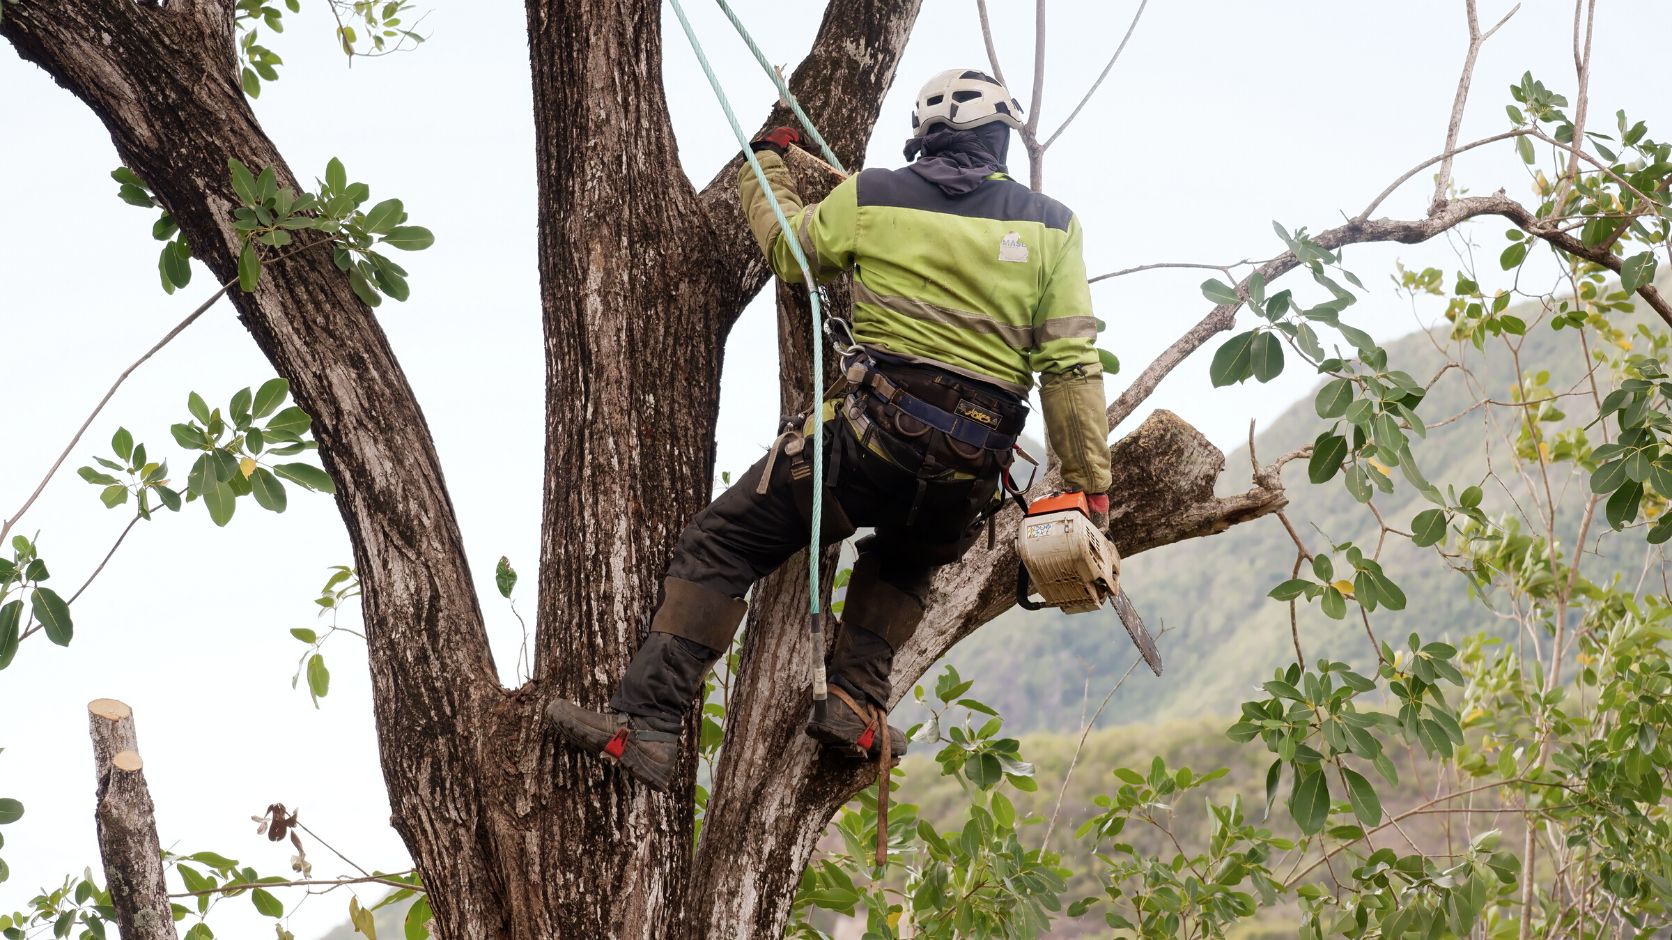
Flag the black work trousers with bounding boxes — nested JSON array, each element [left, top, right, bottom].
[[609, 412, 1001, 733]]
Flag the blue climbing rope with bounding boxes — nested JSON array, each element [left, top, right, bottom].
[[665, 0, 841, 707]]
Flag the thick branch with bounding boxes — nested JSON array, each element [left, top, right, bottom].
[[89, 699, 177, 940]]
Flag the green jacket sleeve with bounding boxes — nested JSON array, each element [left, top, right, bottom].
[[737, 150, 856, 284], [1032, 215, 1113, 495]]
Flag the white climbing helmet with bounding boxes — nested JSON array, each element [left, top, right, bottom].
[[909, 68, 1025, 137]]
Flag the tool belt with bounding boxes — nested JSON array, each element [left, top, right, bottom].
[[839, 348, 1027, 478]]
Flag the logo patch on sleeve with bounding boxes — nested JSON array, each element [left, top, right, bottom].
[[997, 232, 1029, 263]]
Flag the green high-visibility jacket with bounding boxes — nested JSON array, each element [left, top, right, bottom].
[[739, 150, 1113, 494]]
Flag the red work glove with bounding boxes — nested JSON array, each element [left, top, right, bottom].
[[1086, 493, 1110, 531], [750, 126, 802, 156]]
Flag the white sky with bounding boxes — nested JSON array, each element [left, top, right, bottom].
[[2, 1, 1667, 936]]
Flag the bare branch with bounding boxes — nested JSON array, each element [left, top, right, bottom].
[[1041, 0, 1149, 151], [1431, 1, 1522, 210], [1024, 0, 1046, 135], [975, 0, 1008, 88], [1, 282, 230, 545], [1105, 191, 1672, 433]]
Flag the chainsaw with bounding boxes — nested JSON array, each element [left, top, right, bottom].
[[1015, 492, 1163, 677]]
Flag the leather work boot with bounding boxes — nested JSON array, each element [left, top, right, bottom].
[[805, 689, 907, 760], [548, 700, 679, 792]]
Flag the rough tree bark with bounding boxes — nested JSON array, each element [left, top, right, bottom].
[[5, 2, 1288, 936], [88, 698, 177, 940]]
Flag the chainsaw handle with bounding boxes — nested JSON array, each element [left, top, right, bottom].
[[1015, 564, 1047, 611]]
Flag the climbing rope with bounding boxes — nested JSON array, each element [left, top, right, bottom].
[[665, 0, 839, 718], [712, 0, 847, 175], [669, 0, 898, 868]]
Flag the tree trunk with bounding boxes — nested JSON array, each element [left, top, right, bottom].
[[88, 699, 177, 940]]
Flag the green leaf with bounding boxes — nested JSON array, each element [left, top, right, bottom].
[[0, 799, 21, 825], [1209, 330, 1258, 387], [30, 588, 72, 647], [0, 600, 22, 670], [381, 225, 435, 252], [161, 239, 192, 290], [1315, 378, 1353, 419], [1249, 331, 1284, 383], [404, 897, 433, 940], [188, 391, 211, 424], [1342, 767, 1383, 825], [265, 406, 312, 437], [252, 378, 290, 419], [229, 158, 258, 205], [1410, 508, 1449, 547], [238, 242, 262, 292], [307, 653, 330, 702], [250, 468, 287, 513], [1201, 278, 1240, 305], [364, 198, 404, 234], [111, 427, 134, 461], [204, 478, 237, 527], [1515, 134, 1535, 164], [1622, 251, 1658, 294], [100, 484, 129, 508], [250, 888, 283, 918], [1606, 479, 1643, 529], [325, 157, 348, 192], [1308, 432, 1349, 484], [1591, 458, 1631, 495], [1096, 348, 1120, 375], [154, 485, 183, 512], [1268, 579, 1312, 601], [349, 269, 383, 307], [274, 463, 335, 494], [78, 467, 120, 486], [291, 627, 318, 644], [1499, 240, 1529, 271], [495, 556, 518, 599], [1320, 586, 1347, 619], [1289, 769, 1329, 834]]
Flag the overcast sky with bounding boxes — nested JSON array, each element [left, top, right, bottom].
[[3, 1, 1668, 936]]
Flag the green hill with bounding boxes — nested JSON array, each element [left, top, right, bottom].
[[940, 275, 1667, 731]]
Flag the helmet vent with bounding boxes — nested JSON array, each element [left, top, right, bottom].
[[959, 70, 996, 82], [952, 90, 983, 102], [925, 94, 944, 106]]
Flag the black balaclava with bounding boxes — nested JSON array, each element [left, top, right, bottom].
[[903, 121, 1013, 197]]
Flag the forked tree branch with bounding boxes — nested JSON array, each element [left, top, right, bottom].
[[1041, 0, 1149, 152], [1431, 0, 1521, 211]]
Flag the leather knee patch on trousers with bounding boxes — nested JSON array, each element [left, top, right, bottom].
[[842, 556, 925, 650], [649, 577, 747, 652]]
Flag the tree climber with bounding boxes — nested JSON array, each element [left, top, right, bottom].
[[549, 69, 1113, 790]]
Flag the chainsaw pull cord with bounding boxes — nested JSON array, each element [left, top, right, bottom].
[[667, 0, 846, 723]]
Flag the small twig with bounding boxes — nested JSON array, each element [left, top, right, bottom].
[[19, 513, 143, 644], [974, 0, 1008, 88], [1040, 627, 1167, 850], [1040, 0, 1150, 151], [294, 820, 371, 878], [1, 281, 233, 545], [167, 872, 416, 898]]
